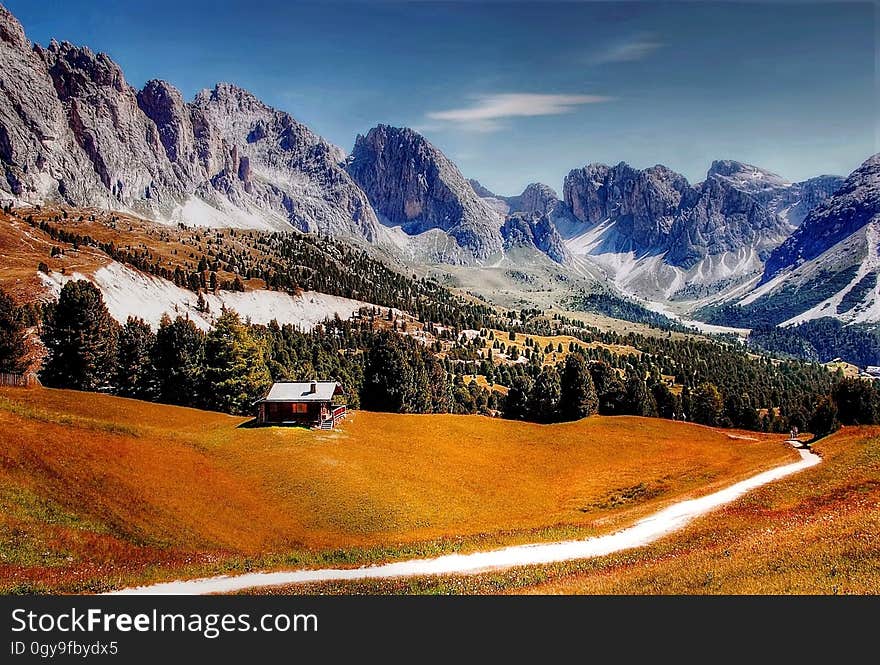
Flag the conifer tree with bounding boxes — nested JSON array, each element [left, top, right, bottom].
[[690, 382, 725, 426], [624, 372, 657, 417], [831, 377, 880, 425], [809, 395, 839, 437], [527, 366, 561, 423], [40, 280, 119, 390], [589, 361, 627, 415], [559, 353, 598, 420], [363, 332, 416, 412], [203, 309, 272, 415], [651, 381, 680, 420], [504, 374, 533, 420], [0, 288, 27, 373], [115, 316, 155, 398], [152, 314, 205, 406]]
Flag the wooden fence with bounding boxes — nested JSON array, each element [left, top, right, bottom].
[[0, 372, 40, 388]]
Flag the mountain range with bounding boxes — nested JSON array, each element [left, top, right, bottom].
[[1, 4, 877, 331]]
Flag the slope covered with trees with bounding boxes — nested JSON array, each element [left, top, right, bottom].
[[28, 279, 880, 437]]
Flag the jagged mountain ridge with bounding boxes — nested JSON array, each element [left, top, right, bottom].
[[692, 154, 880, 328], [761, 154, 880, 282], [1, 2, 870, 319], [549, 158, 848, 305], [561, 160, 824, 270], [345, 124, 504, 262], [500, 212, 570, 265], [0, 5, 379, 240], [707, 159, 843, 227]]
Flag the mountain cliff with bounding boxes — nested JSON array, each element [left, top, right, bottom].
[[563, 161, 791, 269], [694, 155, 880, 328], [706, 160, 843, 226], [0, 3, 868, 311], [761, 154, 880, 282], [0, 6, 379, 238], [346, 124, 504, 261]]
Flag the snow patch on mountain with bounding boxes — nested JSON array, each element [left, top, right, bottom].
[[564, 218, 764, 303], [38, 262, 373, 331], [780, 220, 880, 326], [172, 197, 289, 230]]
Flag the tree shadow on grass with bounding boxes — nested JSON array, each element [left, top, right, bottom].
[[236, 418, 311, 430]]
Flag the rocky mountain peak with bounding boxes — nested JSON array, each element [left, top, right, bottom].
[[0, 4, 379, 238], [706, 159, 791, 190], [45, 40, 128, 96], [347, 124, 503, 261], [564, 160, 690, 252], [137, 81, 190, 162], [513, 183, 560, 215], [501, 211, 570, 265], [467, 178, 497, 198], [563, 158, 792, 269], [194, 82, 265, 115], [762, 153, 880, 281], [0, 3, 27, 49], [137, 79, 201, 183]]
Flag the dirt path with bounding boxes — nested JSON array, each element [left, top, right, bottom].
[[110, 446, 820, 595]]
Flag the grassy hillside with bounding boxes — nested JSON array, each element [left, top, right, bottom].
[[515, 426, 880, 594], [283, 426, 879, 595], [0, 206, 496, 328], [0, 387, 798, 593]]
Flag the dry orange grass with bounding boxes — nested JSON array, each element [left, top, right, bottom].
[[300, 427, 877, 594], [486, 328, 642, 368], [507, 426, 880, 594], [462, 374, 508, 395], [0, 213, 110, 303], [0, 207, 272, 306], [0, 387, 798, 593]]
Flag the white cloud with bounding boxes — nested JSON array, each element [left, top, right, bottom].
[[594, 36, 663, 64], [425, 93, 613, 132]]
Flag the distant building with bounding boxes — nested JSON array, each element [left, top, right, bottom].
[[254, 381, 346, 429]]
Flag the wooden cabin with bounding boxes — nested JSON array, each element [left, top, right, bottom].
[[254, 381, 347, 429]]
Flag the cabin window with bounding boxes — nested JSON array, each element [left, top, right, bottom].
[[293, 402, 308, 413]]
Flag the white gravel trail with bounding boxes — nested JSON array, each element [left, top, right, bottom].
[[110, 446, 819, 595]]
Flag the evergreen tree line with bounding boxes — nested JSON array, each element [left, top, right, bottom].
[[23, 214, 503, 331], [38, 281, 273, 415], [748, 318, 880, 367], [33, 281, 498, 417], [5, 278, 880, 437]]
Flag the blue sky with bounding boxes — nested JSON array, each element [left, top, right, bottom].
[[6, 1, 878, 195]]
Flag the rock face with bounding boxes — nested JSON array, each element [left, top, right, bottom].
[[0, 6, 379, 239], [137, 79, 201, 184], [564, 162, 692, 257], [346, 124, 504, 260], [467, 178, 497, 199], [189, 83, 379, 239], [563, 161, 794, 269], [666, 173, 786, 267], [0, 4, 858, 277], [43, 40, 180, 214], [761, 154, 880, 282], [501, 212, 570, 264], [507, 182, 561, 216], [706, 159, 843, 226], [0, 7, 105, 205]]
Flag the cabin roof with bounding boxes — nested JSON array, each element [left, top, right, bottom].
[[256, 381, 343, 403]]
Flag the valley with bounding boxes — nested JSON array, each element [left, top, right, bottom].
[[0, 1, 879, 601], [0, 386, 800, 594], [259, 425, 880, 595], [1, 1, 878, 351]]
